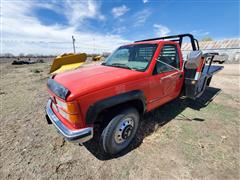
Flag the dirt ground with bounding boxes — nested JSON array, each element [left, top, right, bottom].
[[0, 60, 239, 180]]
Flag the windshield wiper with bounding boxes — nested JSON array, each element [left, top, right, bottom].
[[105, 63, 133, 70]]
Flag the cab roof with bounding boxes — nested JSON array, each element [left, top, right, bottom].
[[123, 40, 177, 47]]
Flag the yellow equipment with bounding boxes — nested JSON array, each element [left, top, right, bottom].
[[92, 55, 102, 61], [50, 53, 87, 74]]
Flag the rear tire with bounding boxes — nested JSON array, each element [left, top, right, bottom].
[[100, 107, 139, 155]]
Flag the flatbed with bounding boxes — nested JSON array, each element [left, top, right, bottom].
[[203, 65, 224, 75]]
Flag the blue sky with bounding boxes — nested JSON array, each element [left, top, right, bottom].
[[1, 0, 239, 55]]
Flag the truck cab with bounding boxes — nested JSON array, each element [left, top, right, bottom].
[[45, 34, 223, 155]]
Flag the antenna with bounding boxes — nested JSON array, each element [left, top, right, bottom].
[[72, 35, 76, 53]]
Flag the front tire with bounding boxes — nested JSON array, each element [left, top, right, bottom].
[[100, 107, 139, 155]]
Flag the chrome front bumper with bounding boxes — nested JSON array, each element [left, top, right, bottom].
[[45, 99, 93, 144]]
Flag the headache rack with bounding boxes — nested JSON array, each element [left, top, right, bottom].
[[136, 33, 223, 99], [135, 33, 200, 51]]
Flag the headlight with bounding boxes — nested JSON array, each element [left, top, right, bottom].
[[55, 98, 78, 114], [55, 98, 67, 110], [58, 108, 78, 124], [58, 108, 69, 120]]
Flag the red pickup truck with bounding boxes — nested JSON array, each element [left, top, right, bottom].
[[45, 34, 223, 155]]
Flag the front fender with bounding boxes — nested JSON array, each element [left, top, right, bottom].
[[85, 90, 146, 125]]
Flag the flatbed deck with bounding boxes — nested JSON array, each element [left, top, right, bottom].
[[203, 65, 224, 75]]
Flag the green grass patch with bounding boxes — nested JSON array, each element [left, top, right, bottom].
[[201, 102, 239, 125]]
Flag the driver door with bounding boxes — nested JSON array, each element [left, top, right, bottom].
[[149, 44, 183, 108]]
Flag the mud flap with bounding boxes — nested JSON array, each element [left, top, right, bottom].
[[45, 114, 53, 124]]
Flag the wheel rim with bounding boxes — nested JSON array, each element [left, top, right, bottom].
[[114, 117, 134, 144]]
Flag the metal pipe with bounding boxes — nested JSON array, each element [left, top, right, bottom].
[[72, 35, 76, 53]]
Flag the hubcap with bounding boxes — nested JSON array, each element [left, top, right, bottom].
[[114, 117, 134, 144]]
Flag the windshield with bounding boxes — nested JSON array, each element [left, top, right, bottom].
[[103, 44, 157, 71]]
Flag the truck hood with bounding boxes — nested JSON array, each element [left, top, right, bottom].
[[53, 65, 145, 100]]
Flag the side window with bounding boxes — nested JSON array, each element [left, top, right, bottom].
[[154, 44, 180, 74]]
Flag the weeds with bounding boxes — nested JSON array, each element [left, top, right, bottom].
[[31, 69, 43, 73]]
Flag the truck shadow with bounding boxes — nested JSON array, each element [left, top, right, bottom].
[[84, 87, 221, 160]]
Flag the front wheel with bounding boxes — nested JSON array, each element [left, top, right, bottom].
[[100, 107, 139, 155]]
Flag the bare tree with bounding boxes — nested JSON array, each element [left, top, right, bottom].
[[201, 36, 213, 41]]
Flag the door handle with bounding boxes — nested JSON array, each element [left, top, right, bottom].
[[160, 76, 168, 80], [160, 72, 181, 81]]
